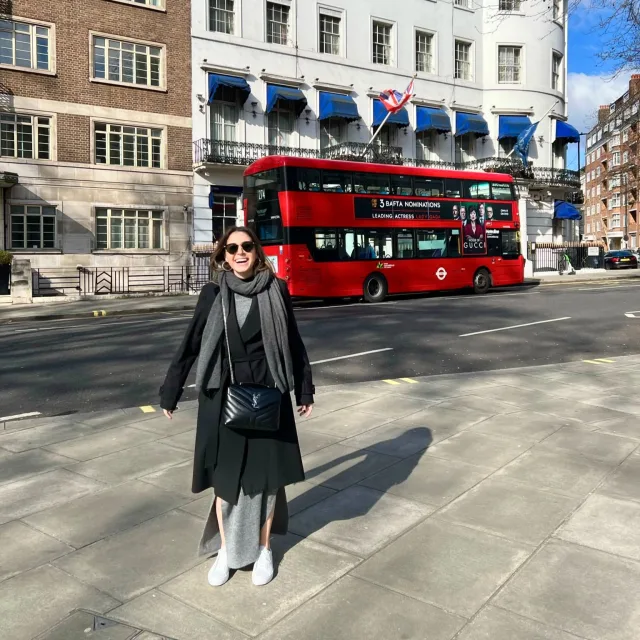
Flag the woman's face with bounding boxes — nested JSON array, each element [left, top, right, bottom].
[[470, 210, 477, 222], [225, 231, 257, 278]]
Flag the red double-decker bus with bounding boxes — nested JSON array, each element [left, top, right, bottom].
[[244, 156, 524, 301]]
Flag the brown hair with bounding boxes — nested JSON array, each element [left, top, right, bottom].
[[210, 226, 274, 276]]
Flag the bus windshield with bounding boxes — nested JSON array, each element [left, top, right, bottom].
[[245, 168, 284, 244]]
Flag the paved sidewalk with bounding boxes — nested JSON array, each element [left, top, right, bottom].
[[2, 268, 640, 324], [2, 358, 640, 639]]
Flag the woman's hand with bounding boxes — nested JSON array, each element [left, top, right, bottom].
[[297, 405, 313, 418], [163, 409, 173, 420]]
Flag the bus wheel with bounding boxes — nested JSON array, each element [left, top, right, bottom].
[[364, 273, 388, 303], [473, 268, 491, 295]]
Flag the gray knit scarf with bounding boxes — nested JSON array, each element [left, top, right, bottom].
[[194, 269, 294, 394]]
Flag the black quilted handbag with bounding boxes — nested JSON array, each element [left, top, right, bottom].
[[220, 293, 281, 433]]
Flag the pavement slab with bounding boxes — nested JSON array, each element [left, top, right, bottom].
[[538, 427, 638, 465], [159, 430, 196, 452], [556, 494, 640, 562], [0, 447, 75, 485], [353, 518, 533, 618], [355, 393, 438, 419], [289, 484, 434, 556], [437, 477, 580, 546], [341, 422, 434, 458], [496, 540, 640, 640], [36, 611, 142, 640], [108, 590, 246, 640], [259, 575, 466, 640], [284, 481, 338, 516], [24, 480, 190, 548], [296, 407, 393, 438], [592, 416, 640, 440], [0, 521, 74, 582], [532, 398, 634, 425], [67, 442, 190, 485], [0, 564, 120, 640], [179, 495, 214, 520], [360, 453, 490, 507], [0, 420, 105, 453], [53, 510, 205, 601], [140, 460, 197, 498], [435, 394, 520, 415], [160, 535, 359, 637], [0, 469, 105, 524], [296, 429, 342, 456], [471, 411, 578, 443], [127, 411, 198, 438], [597, 453, 640, 503]]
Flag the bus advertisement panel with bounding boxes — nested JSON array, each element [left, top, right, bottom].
[[244, 157, 524, 301]]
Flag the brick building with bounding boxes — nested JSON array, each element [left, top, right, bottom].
[[583, 75, 640, 250], [0, 0, 192, 271]]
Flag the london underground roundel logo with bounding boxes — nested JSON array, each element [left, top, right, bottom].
[[436, 267, 447, 281]]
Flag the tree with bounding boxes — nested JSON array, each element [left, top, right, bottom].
[[570, 0, 640, 75]]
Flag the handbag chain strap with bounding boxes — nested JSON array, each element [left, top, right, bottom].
[[220, 290, 236, 386]]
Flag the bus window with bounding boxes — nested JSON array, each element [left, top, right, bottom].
[[465, 181, 491, 199], [395, 231, 415, 258], [501, 230, 520, 258], [444, 179, 462, 198], [298, 168, 321, 191], [341, 230, 356, 260], [390, 174, 413, 196], [313, 229, 339, 262], [354, 172, 390, 195], [353, 232, 379, 259], [379, 232, 393, 259], [491, 182, 513, 200], [416, 230, 447, 258], [414, 178, 444, 197], [447, 229, 461, 258], [486, 228, 501, 257], [322, 171, 352, 193]]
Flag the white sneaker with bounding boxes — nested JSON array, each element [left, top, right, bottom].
[[252, 546, 274, 586], [208, 548, 229, 586]]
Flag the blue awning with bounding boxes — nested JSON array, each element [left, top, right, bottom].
[[455, 111, 489, 137], [554, 200, 582, 221], [372, 99, 410, 128], [498, 115, 532, 140], [319, 92, 360, 121], [416, 106, 451, 134], [208, 74, 251, 104], [555, 120, 580, 143], [266, 84, 308, 116]]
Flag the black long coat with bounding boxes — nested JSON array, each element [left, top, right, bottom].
[[159, 278, 314, 505]]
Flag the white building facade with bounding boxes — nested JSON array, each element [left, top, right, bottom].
[[191, 0, 581, 275]]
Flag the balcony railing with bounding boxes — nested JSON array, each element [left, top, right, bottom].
[[193, 139, 581, 188]]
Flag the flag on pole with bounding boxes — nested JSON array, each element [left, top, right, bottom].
[[513, 120, 539, 165], [379, 78, 415, 114]]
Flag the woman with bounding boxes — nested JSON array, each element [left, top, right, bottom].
[[159, 227, 314, 588]]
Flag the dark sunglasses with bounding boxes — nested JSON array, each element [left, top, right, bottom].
[[225, 241, 256, 255]]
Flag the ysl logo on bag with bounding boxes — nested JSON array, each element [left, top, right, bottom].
[[252, 393, 260, 408]]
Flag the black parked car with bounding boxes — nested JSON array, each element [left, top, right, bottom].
[[603, 250, 639, 270]]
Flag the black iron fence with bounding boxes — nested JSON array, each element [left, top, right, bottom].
[[32, 265, 211, 297], [527, 243, 605, 273], [193, 139, 581, 188]]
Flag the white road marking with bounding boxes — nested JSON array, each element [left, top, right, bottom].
[[310, 348, 393, 365], [0, 411, 42, 422], [576, 284, 640, 292], [296, 302, 397, 311], [625, 311, 640, 318], [10, 317, 185, 334], [188, 384, 196, 388], [459, 317, 571, 337]]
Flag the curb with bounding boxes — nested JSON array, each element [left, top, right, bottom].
[[0, 304, 197, 324]]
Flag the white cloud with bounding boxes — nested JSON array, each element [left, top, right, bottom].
[[567, 72, 630, 133]]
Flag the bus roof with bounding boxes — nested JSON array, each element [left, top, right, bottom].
[[243, 155, 515, 183]]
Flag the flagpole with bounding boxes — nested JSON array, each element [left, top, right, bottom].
[[360, 110, 393, 159], [505, 99, 560, 159]]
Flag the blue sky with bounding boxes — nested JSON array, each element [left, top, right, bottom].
[[566, 3, 631, 169]]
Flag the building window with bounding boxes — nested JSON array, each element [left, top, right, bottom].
[[0, 19, 51, 71], [319, 13, 341, 55], [499, 0, 521, 9], [454, 40, 471, 80], [612, 151, 620, 166], [320, 119, 346, 149], [553, 0, 561, 20], [610, 102, 616, 113], [597, 147, 601, 158], [596, 184, 601, 196], [415, 30, 434, 73], [372, 20, 392, 65], [454, 0, 471, 7], [95, 123, 162, 168], [611, 193, 620, 209], [268, 101, 295, 147], [267, 2, 290, 45], [610, 175, 620, 188], [596, 166, 601, 177], [498, 45, 521, 83], [212, 194, 239, 241], [622, 129, 629, 142], [623, 151, 629, 164], [552, 52, 562, 91], [10, 204, 56, 249], [1, 113, 51, 160], [124, 0, 163, 6], [210, 86, 239, 143], [455, 133, 475, 163], [92, 36, 162, 87], [611, 213, 620, 227], [611, 133, 620, 147], [209, 0, 235, 34], [96, 208, 165, 250], [416, 130, 437, 161], [499, 138, 516, 157]]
